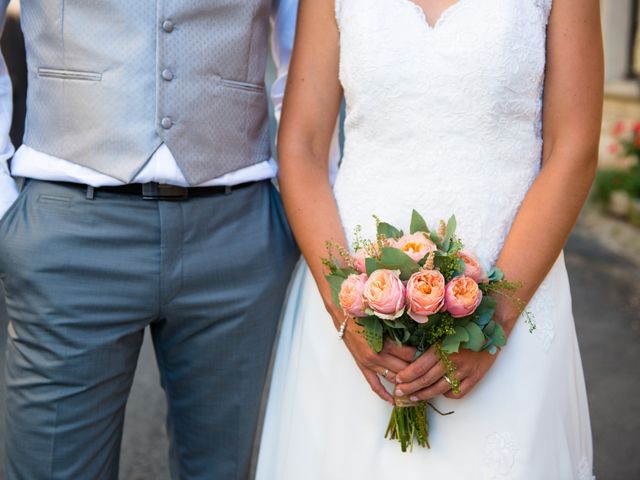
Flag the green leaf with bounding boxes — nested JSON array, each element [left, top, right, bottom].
[[490, 324, 507, 347], [429, 231, 443, 249], [365, 257, 384, 275], [377, 222, 403, 240], [325, 274, 345, 309], [358, 317, 384, 352], [441, 325, 470, 354], [410, 210, 429, 234], [483, 319, 496, 336], [461, 322, 485, 352], [379, 247, 421, 280], [442, 215, 457, 252], [475, 295, 497, 327], [488, 267, 504, 282]]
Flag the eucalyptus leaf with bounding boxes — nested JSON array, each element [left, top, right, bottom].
[[462, 322, 485, 352], [442, 215, 457, 252], [325, 274, 345, 309], [358, 317, 384, 352], [475, 295, 497, 327], [483, 319, 496, 336], [379, 247, 421, 280], [488, 266, 505, 282], [491, 324, 507, 347], [377, 222, 403, 240], [365, 257, 384, 275], [429, 231, 443, 249], [410, 210, 429, 234], [441, 325, 470, 354]]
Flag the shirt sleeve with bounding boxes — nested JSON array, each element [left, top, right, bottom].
[[270, 0, 342, 185], [0, 2, 20, 217]]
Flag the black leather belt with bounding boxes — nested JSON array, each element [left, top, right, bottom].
[[60, 180, 259, 200]]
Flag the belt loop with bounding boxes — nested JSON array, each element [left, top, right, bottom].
[[224, 185, 232, 195], [86, 186, 95, 200]]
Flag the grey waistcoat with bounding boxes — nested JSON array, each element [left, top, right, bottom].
[[15, 0, 273, 185]]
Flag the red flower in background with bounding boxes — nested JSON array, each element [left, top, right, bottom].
[[613, 120, 626, 137]]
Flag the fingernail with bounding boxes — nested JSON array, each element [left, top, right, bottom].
[[409, 396, 418, 402], [388, 399, 394, 406], [396, 376, 402, 383], [395, 389, 404, 396]]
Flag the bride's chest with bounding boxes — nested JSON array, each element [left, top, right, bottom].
[[338, 0, 551, 100]]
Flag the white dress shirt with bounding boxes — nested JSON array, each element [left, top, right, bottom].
[[0, 0, 339, 218]]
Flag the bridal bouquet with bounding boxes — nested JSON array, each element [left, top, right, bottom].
[[323, 211, 530, 452]]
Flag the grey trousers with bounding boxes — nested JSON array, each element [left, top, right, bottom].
[[0, 179, 298, 480]]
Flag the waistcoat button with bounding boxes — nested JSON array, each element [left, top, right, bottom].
[[161, 117, 173, 129], [162, 20, 174, 33], [162, 69, 174, 81]]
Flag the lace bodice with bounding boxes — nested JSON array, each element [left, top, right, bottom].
[[333, 0, 552, 272]]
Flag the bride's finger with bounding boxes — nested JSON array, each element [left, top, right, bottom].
[[376, 367, 396, 383], [443, 378, 474, 399], [381, 340, 417, 363], [361, 367, 394, 404], [403, 373, 457, 402], [394, 362, 446, 397], [375, 353, 410, 377], [395, 347, 439, 384]]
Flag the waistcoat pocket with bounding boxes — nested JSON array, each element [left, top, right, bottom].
[[38, 67, 102, 82], [220, 77, 265, 93]]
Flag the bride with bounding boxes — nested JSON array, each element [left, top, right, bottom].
[[257, 0, 601, 478]]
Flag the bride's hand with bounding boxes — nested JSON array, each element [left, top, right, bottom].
[[393, 346, 499, 401], [328, 307, 416, 404]]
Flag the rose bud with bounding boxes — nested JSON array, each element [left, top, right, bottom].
[[338, 273, 369, 317], [406, 270, 446, 323], [363, 269, 406, 320], [390, 232, 437, 263], [353, 249, 367, 274], [444, 275, 483, 318], [457, 250, 488, 283]]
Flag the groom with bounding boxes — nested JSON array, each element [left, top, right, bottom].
[[0, 1, 303, 478]]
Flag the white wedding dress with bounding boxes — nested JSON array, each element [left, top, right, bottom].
[[257, 0, 594, 478]]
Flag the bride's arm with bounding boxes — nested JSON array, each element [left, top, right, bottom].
[[278, 0, 415, 403], [395, 0, 604, 400]]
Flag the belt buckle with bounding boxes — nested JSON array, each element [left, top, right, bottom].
[[142, 183, 189, 200]]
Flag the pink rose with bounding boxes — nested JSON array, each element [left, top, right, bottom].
[[338, 274, 368, 317], [445, 275, 483, 318], [353, 249, 367, 274], [457, 251, 488, 283], [406, 270, 446, 323], [390, 232, 437, 263], [363, 269, 406, 320]]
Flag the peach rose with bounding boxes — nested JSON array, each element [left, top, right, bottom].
[[338, 273, 368, 317], [445, 275, 483, 318], [457, 251, 488, 283], [363, 269, 406, 320], [391, 232, 437, 263], [353, 249, 367, 274], [406, 270, 446, 323]]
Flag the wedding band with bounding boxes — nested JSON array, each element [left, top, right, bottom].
[[443, 374, 453, 386], [382, 368, 390, 378]]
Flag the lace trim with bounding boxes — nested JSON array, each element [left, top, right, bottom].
[[483, 431, 518, 479], [534, 0, 553, 24], [390, 0, 467, 30], [577, 456, 595, 480], [527, 278, 556, 352]]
